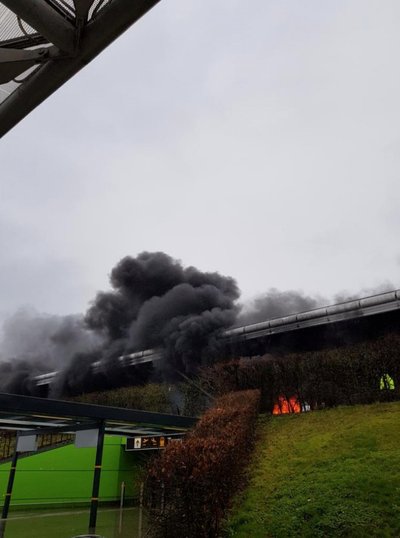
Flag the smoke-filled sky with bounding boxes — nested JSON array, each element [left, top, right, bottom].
[[1, 0, 400, 323]]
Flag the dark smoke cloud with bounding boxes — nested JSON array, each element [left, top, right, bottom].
[[0, 251, 396, 397], [162, 307, 237, 374], [0, 359, 47, 396], [238, 288, 326, 326], [0, 307, 102, 394], [85, 252, 238, 340], [129, 283, 236, 349], [4, 252, 239, 397], [73, 252, 240, 388]]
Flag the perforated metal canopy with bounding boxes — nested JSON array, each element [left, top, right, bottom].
[[0, 0, 161, 137], [0, 392, 195, 437]]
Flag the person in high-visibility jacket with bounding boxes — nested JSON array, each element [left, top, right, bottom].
[[380, 373, 395, 390]]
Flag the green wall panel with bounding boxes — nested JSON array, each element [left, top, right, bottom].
[[0, 436, 141, 508]]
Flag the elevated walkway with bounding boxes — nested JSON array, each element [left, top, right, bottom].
[[0, 430, 72, 464]]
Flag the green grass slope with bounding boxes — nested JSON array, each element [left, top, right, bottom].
[[226, 402, 400, 538]]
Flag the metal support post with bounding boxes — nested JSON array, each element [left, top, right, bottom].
[[118, 481, 125, 533], [88, 422, 105, 534], [0, 440, 19, 538]]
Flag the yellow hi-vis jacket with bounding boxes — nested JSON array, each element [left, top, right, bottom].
[[380, 373, 395, 390]]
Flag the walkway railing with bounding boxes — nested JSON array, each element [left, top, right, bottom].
[[0, 431, 73, 462]]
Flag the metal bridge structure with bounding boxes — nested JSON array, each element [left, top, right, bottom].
[[223, 289, 400, 343], [32, 288, 400, 390], [0, 0, 161, 137]]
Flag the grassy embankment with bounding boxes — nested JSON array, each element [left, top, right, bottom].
[[226, 401, 400, 538]]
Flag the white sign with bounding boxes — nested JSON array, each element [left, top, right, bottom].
[[17, 435, 38, 452], [75, 429, 99, 448]]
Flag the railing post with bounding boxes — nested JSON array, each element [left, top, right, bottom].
[[88, 422, 105, 534], [118, 481, 125, 533], [138, 481, 144, 538]]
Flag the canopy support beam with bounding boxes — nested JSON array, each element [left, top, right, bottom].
[[88, 422, 105, 534], [0, 0, 162, 138], [0, 0, 76, 53], [0, 440, 19, 538]]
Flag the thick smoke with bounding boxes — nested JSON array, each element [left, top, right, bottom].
[[57, 252, 239, 393], [238, 288, 325, 326], [0, 251, 395, 397], [0, 307, 102, 394]]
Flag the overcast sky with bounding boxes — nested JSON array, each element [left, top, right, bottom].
[[1, 0, 399, 321]]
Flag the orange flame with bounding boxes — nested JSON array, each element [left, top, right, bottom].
[[272, 395, 301, 415]]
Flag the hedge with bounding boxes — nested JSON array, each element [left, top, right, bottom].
[[145, 389, 260, 537], [198, 332, 400, 412], [71, 383, 173, 413]]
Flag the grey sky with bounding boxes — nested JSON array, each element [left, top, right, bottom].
[[1, 0, 400, 321]]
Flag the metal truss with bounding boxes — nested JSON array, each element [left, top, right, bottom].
[[0, 0, 161, 137], [0, 392, 196, 431]]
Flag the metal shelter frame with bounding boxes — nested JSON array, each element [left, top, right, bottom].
[[0, 392, 196, 535], [0, 0, 162, 137]]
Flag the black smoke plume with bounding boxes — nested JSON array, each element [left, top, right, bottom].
[[56, 252, 239, 394], [0, 252, 395, 397]]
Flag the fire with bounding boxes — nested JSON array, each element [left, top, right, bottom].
[[272, 395, 301, 414]]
